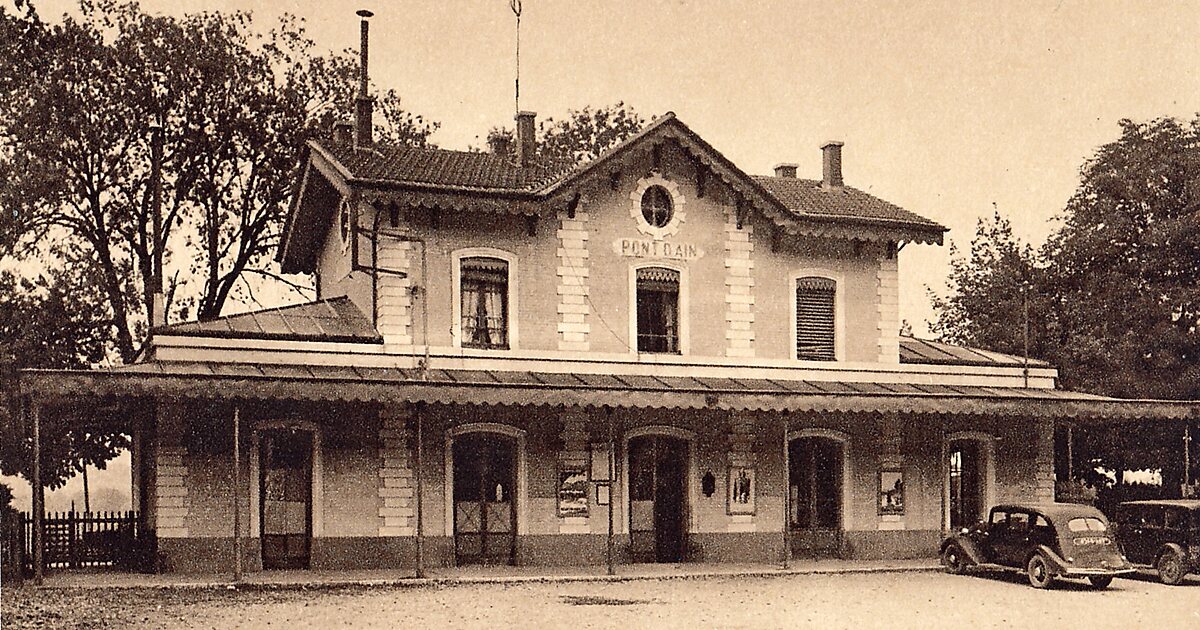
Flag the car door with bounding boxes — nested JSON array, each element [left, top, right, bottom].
[[992, 511, 1033, 567], [1123, 506, 1162, 565], [974, 509, 1008, 563]]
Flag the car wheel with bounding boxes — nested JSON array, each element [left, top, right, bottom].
[[942, 544, 967, 575], [1156, 550, 1186, 586], [1026, 553, 1054, 589], [1087, 575, 1113, 589]]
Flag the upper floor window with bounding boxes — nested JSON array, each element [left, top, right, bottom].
[[796, 276, 836, 361], [460, 256, 509, 349], [636, 267, 680, 354]]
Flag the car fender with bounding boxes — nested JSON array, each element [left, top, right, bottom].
[[1027, 544, 1069, 574], [1157, 542, 1190, 569], [942, 536, 987, 566]]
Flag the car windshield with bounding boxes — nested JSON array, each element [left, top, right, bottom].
[[1067, 517, 1107, 532]]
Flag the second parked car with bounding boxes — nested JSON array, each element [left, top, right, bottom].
[[941, 503, 1134, 589], [1112, 500, 1200, 585]]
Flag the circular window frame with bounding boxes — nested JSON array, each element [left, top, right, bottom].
[[629, 174, 685, 240], [338, 199, 352, 250]]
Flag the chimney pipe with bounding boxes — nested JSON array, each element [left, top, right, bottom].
[[821, 141, 844, 188], [773, 163, 798, 178], [515, 111, 536, 167], [354, 9, 374, 148]]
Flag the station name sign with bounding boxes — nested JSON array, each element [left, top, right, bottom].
[[614, 238, 703, 261]]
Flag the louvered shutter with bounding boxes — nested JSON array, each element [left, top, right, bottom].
[[796, 277, 836, 361]]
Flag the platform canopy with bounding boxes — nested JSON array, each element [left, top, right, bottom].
[[19, 361, 1198, 422]]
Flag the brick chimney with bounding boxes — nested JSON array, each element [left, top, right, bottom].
[[333, 121, 354, 144], [354, 9, 374, 149], [822, 141, 844, 188], [488, 132, 512, 157], [515, 111, 536, 166], [773, 163, 798, 178]]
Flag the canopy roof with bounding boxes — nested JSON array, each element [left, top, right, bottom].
[[20, 361, 1196, 421]]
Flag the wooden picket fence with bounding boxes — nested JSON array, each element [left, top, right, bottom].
[[17, 510, 143, 571]]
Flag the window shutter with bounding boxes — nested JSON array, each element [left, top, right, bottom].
[[796, 277, 835, 361]]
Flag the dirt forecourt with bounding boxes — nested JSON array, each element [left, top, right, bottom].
[[3, 570, 1198, 630]]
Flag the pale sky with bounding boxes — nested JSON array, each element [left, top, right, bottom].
[[12, 0, 1199, 509], [28, 0, 1200, 331]]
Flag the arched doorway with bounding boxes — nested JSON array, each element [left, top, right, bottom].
[[259, 427, 315, 570], [451, 432, 518, 565], [628, 434, 689, 563], [789, 433, 847, 558]]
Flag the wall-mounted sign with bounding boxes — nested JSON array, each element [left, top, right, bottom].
[[727, 466, 756, 515], [879, 470, 905, 516], [559, 467, 589, 518], [614, 238, 703, 261]]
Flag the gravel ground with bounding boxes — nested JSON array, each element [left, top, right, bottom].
[[3, 571, 1198, 630]]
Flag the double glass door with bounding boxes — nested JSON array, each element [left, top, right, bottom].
[[453, 434, 516, 565], [260, 429, 313, 570], [789, 437, 843, 557], [628, 435, 688, 563]]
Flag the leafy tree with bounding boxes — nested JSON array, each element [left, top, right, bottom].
[[929, 116, 1200, 489], [0, 1, 438, 364], [0, 268, 127, 489], [481, 102, 646, 164]]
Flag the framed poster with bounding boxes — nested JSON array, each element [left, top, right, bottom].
[[558, 467, 589, 518], [727, 466, 756, 515], [590, 442, 612, 481], [596, 483, 611, 506], [879, 470, 905, 516]]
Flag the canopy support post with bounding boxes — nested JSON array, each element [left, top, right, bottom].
[[232, 405, 242, 583], [414, 402, 425, 579], [31, 399, 44, 585], [605, 405, 615, 576], [781, 413, 790, 570]]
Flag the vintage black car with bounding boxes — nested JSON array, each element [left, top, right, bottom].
[[1113, 500, 1200, 585], [941, 503, 1134, 589]]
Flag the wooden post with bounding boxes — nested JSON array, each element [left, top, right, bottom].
[[414, 403, 425, 579], [31, 400, 44, 585], [605, 406, 616, 576], [781, 414, 790, 569], [232, 405, 242, 583], [1066, 425, 1074, 482]]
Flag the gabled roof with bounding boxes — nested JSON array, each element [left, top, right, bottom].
[[754, 177, 944, 231], [311, 139, 573, 194], [282, 112, 946, 273], [153, 296, 382, 344], [899, 336, 1049, 368]]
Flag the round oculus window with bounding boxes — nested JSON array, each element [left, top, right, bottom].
[[640, 185, 674, 228], [338, 200, 351, 245]]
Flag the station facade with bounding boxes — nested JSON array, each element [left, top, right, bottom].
[[21, 38, 1195, 573]]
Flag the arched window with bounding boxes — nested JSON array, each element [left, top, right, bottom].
[[796, 277, 836, 361], [460, 256, 510, 349], [636, 267, 680, 353]]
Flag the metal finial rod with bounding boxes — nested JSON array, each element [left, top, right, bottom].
[[510, 0, 522, 114]]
